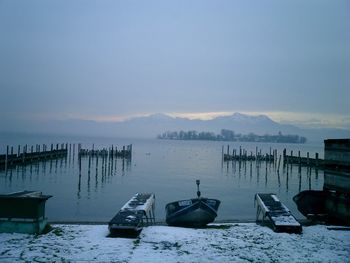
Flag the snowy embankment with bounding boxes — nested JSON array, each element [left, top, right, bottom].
[[0, 223, 349, 263]]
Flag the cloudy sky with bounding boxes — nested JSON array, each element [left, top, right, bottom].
[[1, 0, 349, 130]]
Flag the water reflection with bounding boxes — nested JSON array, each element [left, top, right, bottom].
[[0, 151, 132, 199], [222, 156, 321, 195], [77, 155, 131, 199]]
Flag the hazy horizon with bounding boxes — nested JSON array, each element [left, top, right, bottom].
[[1, 1, 349, 134]]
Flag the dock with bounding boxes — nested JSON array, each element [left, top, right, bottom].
[[78, 144, 132, 159], [283, 149, 324, 168], [0, 144, 68, 169], [108, 193, 155, 238], [222, 145, 276, 162], [255, 193, 302, 234]]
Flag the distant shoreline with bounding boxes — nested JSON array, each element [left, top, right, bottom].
[[157, 129, 307, 144]]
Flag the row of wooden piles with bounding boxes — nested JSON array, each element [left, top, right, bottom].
[[283, 149, 323, 168], [78, 144, 132, 159], [222, 145, 276, 162], [222, 145, 323, 170], [0, 144, 68, 170], [0, 143, 133, 171]]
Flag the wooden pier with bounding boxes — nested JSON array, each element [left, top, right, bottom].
[[222, 145, 325, 171], [255, 193, 302, 234], [108, 193, 155, 238], [222, 145, 276, 162], [283, 149, 324, 168], [78, 144, 132, 159], [0, 144, 68, 169]]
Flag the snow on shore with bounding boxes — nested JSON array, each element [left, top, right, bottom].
[[0, 223, 349, 263]]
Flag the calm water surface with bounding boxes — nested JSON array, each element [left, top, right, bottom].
[[0, 133, 324, 222]]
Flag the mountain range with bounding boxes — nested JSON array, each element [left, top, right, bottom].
[[3, 113, 350, 142]]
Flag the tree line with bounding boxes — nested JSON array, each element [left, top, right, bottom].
[[157, 129, 307, 144]]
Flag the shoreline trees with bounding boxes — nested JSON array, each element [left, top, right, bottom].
[[157, 129, 307, 144]]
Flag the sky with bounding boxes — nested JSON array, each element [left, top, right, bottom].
[[1, 0, 349, 130]]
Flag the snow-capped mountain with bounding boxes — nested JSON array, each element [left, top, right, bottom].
[[3, 112, 350, 142]]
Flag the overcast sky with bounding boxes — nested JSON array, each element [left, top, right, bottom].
[[1, 0, 349, 129]]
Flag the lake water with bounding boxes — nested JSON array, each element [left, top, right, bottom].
[[0, 133, 325, 222]]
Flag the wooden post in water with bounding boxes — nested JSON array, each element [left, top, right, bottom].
[[22, 145, 25, 163], [315, 152, 319, 167], [275, 149, 278, 164], [88, 154, 91, 176], [78, 150, 82, 176], [5, 146, 8, 171], [96, 155, 98, 172], [307, 152, 310, 166], [277, 155, 281, 172]]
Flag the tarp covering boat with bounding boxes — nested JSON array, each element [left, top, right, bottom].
[[108, 193, 155, 237]]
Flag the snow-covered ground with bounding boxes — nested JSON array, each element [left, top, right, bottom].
[[0, 223, 349, 263]]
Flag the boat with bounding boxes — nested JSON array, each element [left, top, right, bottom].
[[293, 190, 350, 225], [165, 180, 220, 227], [108, 193, 155, 238], [255, 193, 302, 234], [293, 190, 328, 219]]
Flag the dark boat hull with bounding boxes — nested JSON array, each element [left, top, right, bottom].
[[165, 198, 220, 227], [108, 193, 156, 238], [293, 190, 350, 225], [293, 190, 327, 217]]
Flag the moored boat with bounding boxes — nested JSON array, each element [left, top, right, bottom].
[[293, 190, 350, 225], [108, 193, 155, 237], [293, 190, 328, 219], [165, 180, 220, 227]]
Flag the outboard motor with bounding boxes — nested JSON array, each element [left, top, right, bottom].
[[196, 179, 201, 198]]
